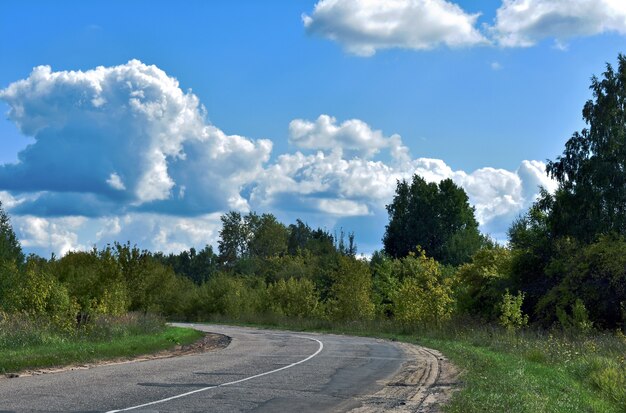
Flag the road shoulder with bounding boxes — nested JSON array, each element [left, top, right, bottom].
[[349, 341, 460, 413], [4, 332, 231, 379]]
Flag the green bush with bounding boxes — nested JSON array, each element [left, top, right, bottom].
[[391, 250, 455, 326], [196, 274, 267, 319], [54, 249, 130, 321], [557, 299, 594, 333], [499, 290, 529, 330], [456, 247, 512, 320], [267, 277, 319, 318], [327, 256, 375, 321], [0, 259, 77, 333]]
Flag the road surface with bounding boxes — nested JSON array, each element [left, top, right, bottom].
[[0, 324, 456, 412]]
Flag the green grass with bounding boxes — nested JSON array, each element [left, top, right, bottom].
[[421, 336, 623, 413], [0, 326, 203, 374], [198, 315, 626, 413]]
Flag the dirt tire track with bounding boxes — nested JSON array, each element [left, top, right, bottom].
[[349, 342, 460, 413]]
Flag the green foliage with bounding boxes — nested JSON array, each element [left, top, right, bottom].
[[391, 249, 455, 325], [247, 213, 289, 259], [114, 242, 190, 315], [498, 290, 529, 330], [370, 252, 400, 317], [218, 211, 249, 267], [196, 274, 266, 319], [557, 299, 594, 333], [456, 247, 512, 319], [287, 219, 335, 257], [383, 175, 482, 265], [547, 54, 626, 241], [155, 245, 218, 284], [0, 201, 23, 265], [327, 256, 375, 321], [54, 248, 130, 320], [218, 212, 290, 268], [535, 235, 626, 329], [260, 253, 316, 283], [0, 259, 77, 332], [267, 277, 319, 318]]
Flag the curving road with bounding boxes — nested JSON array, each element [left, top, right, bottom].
[[0, 324, 453, 412]]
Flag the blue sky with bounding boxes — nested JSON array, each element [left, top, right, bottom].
[[1, 0, 625, 257]]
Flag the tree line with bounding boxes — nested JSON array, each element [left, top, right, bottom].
[[2, 54, 626, 334]]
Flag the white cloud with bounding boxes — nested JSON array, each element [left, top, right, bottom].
[[0, 60, 271, 214], [16, 215, 87, 256], [93, 213, 222, 254], [317, 198, 371, 216], [490, 61, 503, 70], [254, 115, 556, 239], [11, 212, 223, 257], [0, 191, 21, 209], [492, 0, 626, 47], [0, 60, 559, 255], [106, 172, 126, 191], [95, 216, 122, 240], [289, 114, 410, 162], [303, 0, 488, 56]]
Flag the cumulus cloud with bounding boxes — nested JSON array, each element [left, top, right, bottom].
[[11, 212, 223, 257], [15, 215, 87, 256], [289, 114, 410, 162], [106, 173, 126, 191], [303, 0, 488, 56], [0, 60, 557, 255], [254, 115, 556, 239], [492, 0, 626, 47], [0, 191, 22, 209], [0, 60, 271, 216], [92, 213, 223, 254]]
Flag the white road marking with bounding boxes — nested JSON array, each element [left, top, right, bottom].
[[106, 336, 324, 412]]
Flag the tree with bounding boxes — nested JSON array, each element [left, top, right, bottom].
[[0, 201, 23, 265], [218, 212, 249, 267], [546, 54, 626, 241], [327, 256, 375, 321], [383, 175, 482, 265], [247, 213, 289, 259], [390, 249, 455, 325], [267, 277, 319, 318], [0, 257, 77, 332], [456, 247, 512, 320], [287, 219, 336, 257], [155, 245, 218, 284], [54, 248, 129, 322]]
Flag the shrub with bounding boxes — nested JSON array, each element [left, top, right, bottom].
[[197, 274, 267, 319], [267, 278, 319, 318], [327, 256, 375, 321], [557, 299, 594, 333], [0, 259, 77, 333], [499, 290, 529, 330], [391, 249, 455, 326], [456, 247, 512, 320]]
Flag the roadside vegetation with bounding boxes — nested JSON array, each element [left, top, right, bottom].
[[0, 312, 202, 374], [1, 55, 626, 411]]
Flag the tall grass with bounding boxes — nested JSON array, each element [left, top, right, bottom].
[[0, 311, 166, 349], [0, 312, 202, 374]]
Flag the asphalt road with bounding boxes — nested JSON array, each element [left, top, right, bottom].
[[0, 324, 433, 413]]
